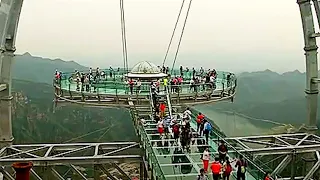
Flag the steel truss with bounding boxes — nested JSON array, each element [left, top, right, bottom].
[[224, 133, 320, 179], [0, 142, 143, 180], [226, 133, 320, 155]]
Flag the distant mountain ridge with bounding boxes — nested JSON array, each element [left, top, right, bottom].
[[13, 52, 87, 84]]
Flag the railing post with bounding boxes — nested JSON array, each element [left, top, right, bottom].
[[68, 84, 72, 99], [177, 85, 180, 104], [116, 85, 119, 104]]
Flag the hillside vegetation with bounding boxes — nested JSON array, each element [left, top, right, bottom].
[[12, 79, 136, 144]]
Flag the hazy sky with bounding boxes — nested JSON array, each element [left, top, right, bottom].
[[14, 0, 319, 73]]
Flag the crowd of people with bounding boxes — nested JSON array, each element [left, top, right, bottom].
[[150, 84, 271, 180], [54, 66, 234, 95], [149, 86, 253, 180]]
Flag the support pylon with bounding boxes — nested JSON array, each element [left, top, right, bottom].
[[12, 162, 33, 180]]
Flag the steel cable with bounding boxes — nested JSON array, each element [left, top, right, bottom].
[[171, 0, 193, 75], [162, 0, 186, 67], [120, 0, 129, 73]]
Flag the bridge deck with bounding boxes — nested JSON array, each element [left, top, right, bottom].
[[139, 119, 263, 180], [134, 89, 265, 180]]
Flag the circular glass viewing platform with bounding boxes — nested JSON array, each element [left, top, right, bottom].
[[53, 61, 237, 107]]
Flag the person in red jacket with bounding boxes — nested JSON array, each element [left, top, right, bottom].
[[159, 103, 166, 118], [264, 172, 271, 180], [196, 112, 205, 133], [211, 157, 222, 180]]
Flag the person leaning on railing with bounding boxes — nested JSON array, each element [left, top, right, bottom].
[[235, 155, 247, 180]]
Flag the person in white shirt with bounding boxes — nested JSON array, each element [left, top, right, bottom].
[[183, 108, 192, 121], [210, 76, 216, 90], [157, 119, 164, 137], [189, 78, 195, 92], [136, 79, 142, 93], [202, 147, 210, 172]]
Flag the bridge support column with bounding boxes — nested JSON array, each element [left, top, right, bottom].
[[12, 162, 32, 180], [0, 0, 24, 148], [297, 0, 319, 132], [298, 0, 320, 178], [0, 49, 14, 148]]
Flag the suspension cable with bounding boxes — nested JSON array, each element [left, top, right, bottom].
[[120, 0, 129, 74], [171, 0, 193, 75], [162, 0, 186, 67]]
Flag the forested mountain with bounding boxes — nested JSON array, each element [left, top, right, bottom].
[[211, 69, 320, 127], [13, 52, 87, 84], [12, 79, 136, 144]]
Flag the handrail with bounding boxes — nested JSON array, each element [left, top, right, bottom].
[[57, 69, 232, 78], [165, 87, 173, 117]]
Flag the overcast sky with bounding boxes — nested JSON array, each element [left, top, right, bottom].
[[14, 0, 319, 73]]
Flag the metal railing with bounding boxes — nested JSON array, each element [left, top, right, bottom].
[[185, 106, 270, 179], [53, 79, 237, 101], [129, 98, 166, 180]]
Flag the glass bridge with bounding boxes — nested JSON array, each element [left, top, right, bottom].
[[55, 68, 236, 97], [129, 91, 268, 180]]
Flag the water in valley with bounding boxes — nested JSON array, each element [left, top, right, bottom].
[[194, 105, 292, 137]]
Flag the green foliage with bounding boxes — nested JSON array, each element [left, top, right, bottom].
[[12, 80, 137, 144]]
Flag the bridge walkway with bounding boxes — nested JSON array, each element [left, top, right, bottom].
[[130, 89, 267, 180]]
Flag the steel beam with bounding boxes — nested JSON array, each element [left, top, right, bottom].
[[112, 163, 131, 180], [0, 142, 142, 167], [227, 133, 308, 141], [9, 142, 138, 148], [235, 139, 250, 149], [240, 138, 287, 147], [303, 151, 320, 180], [277, 177, 306, 180], [237, 144, 320, 155], [271, 155, 292, 177], [51, 167, 65, 180], [275, 137, 292, 146], [296, 134, 310, 146], [98, 164, 117, 180], [51, 145, 93, 158], [0, 155, 141, 166], [30, 169, 42, 180], [70, 164, 88, 180], [8, 146, 40, 158]]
